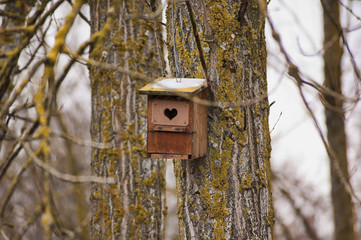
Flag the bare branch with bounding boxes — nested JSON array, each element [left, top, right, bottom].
[[279, 188, 320, 240], [185, 0, 216, 102], [0, 9, 24, 21], [0, 156, 33, 218], [23, 143, 115, 184], [0, 0, 67, 100], [15, 202, 45, 240], [0, 121, 39, 181], [0, 59, 45, 120], [67, 49, 151, 81], [338, 0, 361, 22], [66, 0, 90, 25], [265, 2, 361, 204], [270, 112, 282, 133], [50, 131, 114, 149]]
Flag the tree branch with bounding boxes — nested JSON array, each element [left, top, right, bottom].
[[185, 0, 216, 102]]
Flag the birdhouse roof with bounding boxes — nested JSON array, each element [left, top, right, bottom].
[[139, 77, 207, 96]]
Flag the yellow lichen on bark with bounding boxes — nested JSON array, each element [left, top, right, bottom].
[[89, 1, 166, 239], [169, 0, 273, 239]]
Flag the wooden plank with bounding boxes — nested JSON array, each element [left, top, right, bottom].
[[151, 99, 189, 126], [150, 154, 190, 159], [199, 91, 208, 157], [152, 125, 187, 132], [148, 131, 193, 155], [192, 90, 208, 158], [148, 96, 193, 133]]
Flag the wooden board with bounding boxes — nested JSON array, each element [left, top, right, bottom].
[[147, 131, 193, 155], [151, 99, 189, 126], [149, 154, 190, 159], [148, 95, 194, 133], [192, 90, 208, 158]]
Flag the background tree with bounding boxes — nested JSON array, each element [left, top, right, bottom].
[[266, 0, 361, 239], [0, 0, 167, 238], [88, 0, 166, 239], [322, 0, 356, 239], [167, 0, 273, 238]]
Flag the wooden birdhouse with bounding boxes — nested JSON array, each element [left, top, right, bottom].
[[139, 77, 208, 159]]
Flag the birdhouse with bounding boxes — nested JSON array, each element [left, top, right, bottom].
[[139, 77, 208, 159]]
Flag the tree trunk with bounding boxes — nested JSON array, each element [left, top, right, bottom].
[[322, 1, 356, 239], [89, 1, 166, 239], [167, 0, 273, 239]]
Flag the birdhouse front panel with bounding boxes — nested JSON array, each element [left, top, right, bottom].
[[139, 78, 208, 159], [151, 99, 190, 132]]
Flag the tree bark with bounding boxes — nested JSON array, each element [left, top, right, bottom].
[[89, 1, 166, 239], [167, 0, 273, 239], [322, 1, 356, 239]]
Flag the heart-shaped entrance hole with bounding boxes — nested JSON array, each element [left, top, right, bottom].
[[164, 108, 178, 120]]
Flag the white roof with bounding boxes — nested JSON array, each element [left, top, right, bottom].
[[139, 77, 207, 96]]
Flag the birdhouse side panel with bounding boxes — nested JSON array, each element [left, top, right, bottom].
[[192, 90, 208, 158]]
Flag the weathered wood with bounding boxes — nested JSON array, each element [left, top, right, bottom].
[[148, 95, 194, 135], [152, 100, 189, 127], [192, 90, 208, 158], [150, 154, 190, 159], [143, 79, 208, 159], [148, 131, 193, 155]]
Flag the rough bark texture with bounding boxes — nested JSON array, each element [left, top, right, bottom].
[[322, 1, 356, 239], [167, 0, 273, 239], [89, 1, 166, 239]]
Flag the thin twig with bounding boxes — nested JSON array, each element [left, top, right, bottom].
[[66, 48, 151, 81], [0, 156, 34, 218], [16, 202, 45, 240], [264, 2, 361, 204], [270, 112, 282, 133], [23, 143, 115, 184], [279, 187, 320, 240], [50, 131, 114, 149], [185, 0, 216, 102], [0, 121, 39, 182]]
